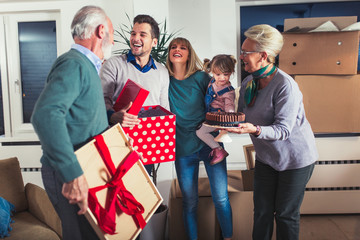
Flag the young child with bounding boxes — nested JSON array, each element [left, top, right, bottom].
[[196, 54, 237, 165]]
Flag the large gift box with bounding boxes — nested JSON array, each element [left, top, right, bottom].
[[124, 105, 176, 165], [279, 16, 360, 75], [75, 124, 163, 240]]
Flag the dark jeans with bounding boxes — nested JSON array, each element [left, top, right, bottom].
[[41, 165, 99, 240], [253, 161, 315, 240]]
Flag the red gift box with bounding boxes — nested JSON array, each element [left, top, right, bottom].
[[113, 79, 150, 115], [75, 124, 163, 240], [124, 105, 176, 165]]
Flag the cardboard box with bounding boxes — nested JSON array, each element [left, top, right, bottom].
[[168, 179, 221, 240], [283, 16, 358, 32], [295, 74, 360, 133], [124, 105, 176, 165], [169, 170, 360, 239], [243, 144, 255, 170], [279, 16, 360, 75], [75, 124, 163, 240], [241, 169, 254, 191], [168, 171, 243, 240], [229, 190, 255, 240]]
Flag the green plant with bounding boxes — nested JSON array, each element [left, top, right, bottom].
[[113, 13, 180, 65]]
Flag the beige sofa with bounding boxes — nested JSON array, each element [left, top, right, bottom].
[[168, 170, 360, 240], [0, 157, 62, 240]]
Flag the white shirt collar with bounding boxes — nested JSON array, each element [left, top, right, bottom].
[[71, 44, 102, 73]]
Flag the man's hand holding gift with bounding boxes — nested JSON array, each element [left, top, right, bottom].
[[62, 174, 89, 215], [110, 102, 141, 128]]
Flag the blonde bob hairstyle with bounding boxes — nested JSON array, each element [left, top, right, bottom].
[[166, 37, 203, 79], [244, 24, 283, 63]]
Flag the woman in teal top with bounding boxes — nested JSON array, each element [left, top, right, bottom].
[[166, 37, 233, 240]]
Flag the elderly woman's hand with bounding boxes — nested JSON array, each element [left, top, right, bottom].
[[227, 122, 258, 135]]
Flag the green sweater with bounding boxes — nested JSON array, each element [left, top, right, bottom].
[[31, 49, 108, 182], [169, 71, 211, 158]]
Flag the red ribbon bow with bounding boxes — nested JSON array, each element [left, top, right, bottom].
[[87, 134, 146, 234]]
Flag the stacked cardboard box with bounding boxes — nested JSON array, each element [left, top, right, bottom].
[[278, 16, 360, 214], [168, 170, 253, 240], [168, 170, 360, 239], [279, 16, 360, 133]]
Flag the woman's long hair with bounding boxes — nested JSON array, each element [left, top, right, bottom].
[[166, 37, 203, 79]]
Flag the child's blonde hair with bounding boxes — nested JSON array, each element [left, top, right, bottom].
[[203, 54, 237, 74]]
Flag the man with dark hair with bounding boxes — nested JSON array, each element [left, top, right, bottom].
[[100, 14, 169, 174], [133, 14, 160, 40], [31, 5, 114, 240]]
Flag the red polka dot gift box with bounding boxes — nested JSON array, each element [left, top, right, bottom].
[[123, 105, 176, 165]]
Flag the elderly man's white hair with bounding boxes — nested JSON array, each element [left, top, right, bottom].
[[71, 5, 108, 40]]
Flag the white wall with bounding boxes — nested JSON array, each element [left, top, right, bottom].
[[102, 0, 134, 53], [168, 0, 238, 86]]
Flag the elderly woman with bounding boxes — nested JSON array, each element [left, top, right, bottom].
[[167, 37, 233, 240], [228, 24, 318, 240]]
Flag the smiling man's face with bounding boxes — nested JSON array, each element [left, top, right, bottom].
[[130, 22, 157, 58]]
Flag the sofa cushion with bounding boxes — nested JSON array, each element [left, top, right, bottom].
[[25, 183, 62, 237], [8, 211, 60, 240], [0, 158, 28, 212]]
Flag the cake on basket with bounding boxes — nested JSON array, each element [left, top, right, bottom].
[[205, 112, 245, 127]]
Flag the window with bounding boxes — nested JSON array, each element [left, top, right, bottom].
[[18, 21, 57, 123], [0, 12, 59, 139]]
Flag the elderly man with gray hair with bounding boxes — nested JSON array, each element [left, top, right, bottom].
[[31, 5, 114, 240]]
